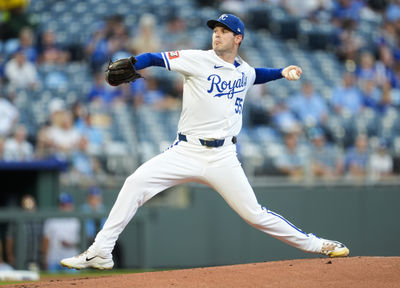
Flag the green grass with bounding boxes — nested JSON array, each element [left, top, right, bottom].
[[0, 268, 160, 286], [41, 268, 157, 277]]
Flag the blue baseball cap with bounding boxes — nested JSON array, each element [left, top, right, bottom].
[[207, 14, 245, 37], [88, 186, 102, 196], [59, 193, 73, 204]]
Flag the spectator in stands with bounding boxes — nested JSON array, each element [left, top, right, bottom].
[[377, 80, 396, 115], [6, 195, 42, 271], [308, 127, 344, 179], [345, 134, 369, 179], [14, 27, 38, 63], [288, 81, 328, 127], [84, 21, 109, 72], [34, 124, 55, 160], [360, 79, 380, 110], [270, 98, 301, 134], [246, 84, 273, 126], [377, 20, 397, 51], [46, 99, 82, 159], [0, 91, 19, 137], [375, 45, 397, 88], [87, 72, 123, 107], [331, 0, 364, 26], [140, 76, 165, 108], [75, 112, 105, 155], [71, 102, 109, 155], [110, 15, 130, 49], [356, 51, 376, 81], [42, 193, 80, 272], [274, 132, 308, 180], [85, 14, 129, 72], [108, 25, 131, 65], [369, 139, 394, 180], [331, 72, 363, 116], [81, 187, 106, 245], [71, 101, 86, 127], [163, 75, 184, 110], [310, 1, 336, 24], [130, 14, 161, 54], [3, 124, 34, 161], [161, 14, 192, 50], [132, 76, 172, 109], [70, 136, 94, 176], [334, 19, 365, 61], [48, 98, 66, 122], [65, 134, 107, 186], [37, 30, 70, 65], [4, 49, 39, 89]]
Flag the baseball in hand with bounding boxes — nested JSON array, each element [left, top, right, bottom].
[[288, 69, 300, 80]]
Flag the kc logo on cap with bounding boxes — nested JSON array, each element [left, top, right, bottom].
[[207, 13, 245, 37]]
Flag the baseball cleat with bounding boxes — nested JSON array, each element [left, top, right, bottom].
[[60, 250, 114, 270], [321, 240, 350, 258]]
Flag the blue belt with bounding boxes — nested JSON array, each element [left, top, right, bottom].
[[178, 133, 237, 148]]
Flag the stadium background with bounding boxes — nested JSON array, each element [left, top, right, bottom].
[[0, 0, 399, 272]]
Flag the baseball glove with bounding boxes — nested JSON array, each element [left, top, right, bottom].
[[105, 56, 142, 86]]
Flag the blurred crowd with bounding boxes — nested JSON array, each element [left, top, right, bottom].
[[0, 6, 184, 186], [0, 0, 399, 186], [241, 0, 400, 180]]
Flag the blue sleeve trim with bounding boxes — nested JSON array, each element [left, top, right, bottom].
[[134, 53, 166, 70], [161, 52, 171, 71], [254, 68, 283, 84]]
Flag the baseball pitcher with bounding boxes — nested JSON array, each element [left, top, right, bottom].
[[61, 14, 349, 270]]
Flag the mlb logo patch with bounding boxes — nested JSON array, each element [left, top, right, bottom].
[[168, 51, 180, 59]]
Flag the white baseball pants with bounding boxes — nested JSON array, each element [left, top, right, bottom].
[[90, 139, 323, 257]]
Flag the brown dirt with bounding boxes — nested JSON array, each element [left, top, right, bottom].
[[5, 257, 400, 288]]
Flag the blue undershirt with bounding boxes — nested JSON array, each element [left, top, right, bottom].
[[135, 53, 165, 70], [134, 53, 283, 84]]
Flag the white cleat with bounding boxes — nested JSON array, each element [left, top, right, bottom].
[[321, 239, 350, 258], [60, 250, 114, 270]]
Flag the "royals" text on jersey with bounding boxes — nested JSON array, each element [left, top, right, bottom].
[[207, 72, 248, 99]]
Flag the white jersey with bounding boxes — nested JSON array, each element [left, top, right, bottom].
[[43, 217, 80, 265], [162, 49, 256, 139]]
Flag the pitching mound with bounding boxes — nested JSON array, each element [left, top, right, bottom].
[[6, 257, 400, 288]]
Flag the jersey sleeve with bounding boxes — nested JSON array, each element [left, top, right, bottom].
[[161, 50, 203, 76], [254, 67, 284, 84], [134, 53, 165, 70]]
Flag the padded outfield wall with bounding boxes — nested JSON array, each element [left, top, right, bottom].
[[1, 182, 399, 269], [113, 182, 400, 268]]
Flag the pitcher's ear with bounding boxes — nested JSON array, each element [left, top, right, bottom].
[[235, 34, 243, 45]]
